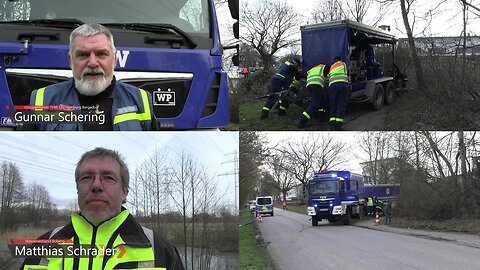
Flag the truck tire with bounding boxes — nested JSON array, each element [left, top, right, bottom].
[[370, 84, 384, 110], [343, 208, 351, 225], [312, 216, 319, 226], [384, 82, 395, 105]]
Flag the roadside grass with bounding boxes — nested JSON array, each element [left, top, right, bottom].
[[239, 101, 329, 131], [385, 89, 480, 130], [239, 208, 273, 270], [392, 218, 480, 234], [385, 90, 429, 130]]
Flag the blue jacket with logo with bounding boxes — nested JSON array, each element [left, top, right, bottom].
[[29, 80, 154, 131]]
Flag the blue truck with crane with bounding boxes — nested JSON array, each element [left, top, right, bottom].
[[307, 170, 399, 226], [0, 0, 238, 130]]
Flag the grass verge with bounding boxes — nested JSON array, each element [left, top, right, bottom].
[[391, 218, 480, 234], [239, 102, 328, 130], [239, 208, 273, 270]]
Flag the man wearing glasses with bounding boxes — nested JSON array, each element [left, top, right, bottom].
[[22, 147, 184, 270]]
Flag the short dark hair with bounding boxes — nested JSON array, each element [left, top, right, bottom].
[[75, 147, 129, 188], [334, 56, 342, 62]]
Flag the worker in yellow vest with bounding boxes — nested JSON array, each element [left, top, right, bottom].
[[21, 148, 184, 270], [297, 63, 329, 128], [327, 56, 350, 130]]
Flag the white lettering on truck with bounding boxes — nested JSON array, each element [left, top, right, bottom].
[[116, 50, 130, 68]]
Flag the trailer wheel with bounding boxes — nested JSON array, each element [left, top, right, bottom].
[[312, 216, 319, 226], [384, 82, 395, 105], [370, 84, 384, 110], [343, 208, 351, 225]]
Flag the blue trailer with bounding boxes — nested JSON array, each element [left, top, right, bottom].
[[301, 19, 407, 110], [0, 0, 237, 130], [364, 184, 400, 202], [307, 170, 366, 226]]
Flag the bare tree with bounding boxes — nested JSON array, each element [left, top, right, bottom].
[[358, 132, 401, 184], [310, 0, 346, 23], [398, 0, 426, 90], [276, 133, 349, 201], [25, 182, 53, 226], [267, 154, 297, 201], [239, 131, 266, 203], [240, 0, 301, 68], [0, 162, 25, 229]]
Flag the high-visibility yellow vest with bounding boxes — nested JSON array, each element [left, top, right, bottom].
[[306, 64, 326, 88], [22, 209, 182, 270], [328, 61, 349, 86], [367, 197, 374, 206]]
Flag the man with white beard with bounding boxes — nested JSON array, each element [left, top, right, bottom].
[[27, 23, 155, 131]]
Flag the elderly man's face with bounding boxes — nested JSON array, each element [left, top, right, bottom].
[[69, 34, 116, 96], [76, 156, 127, 225]]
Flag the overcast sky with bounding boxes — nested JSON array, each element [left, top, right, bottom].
[[0, 132, 239, 209], [260, 131, 366, 174], [291, 0, 480, 38], [242, 0, 480, 47]]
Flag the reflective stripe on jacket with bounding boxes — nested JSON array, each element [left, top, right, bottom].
[[328, 61, 349, 86], [22, 208, 184, 270], [273, 61, 295, 84], [30, 80, 153, 131], [306, 64, 326, 88]]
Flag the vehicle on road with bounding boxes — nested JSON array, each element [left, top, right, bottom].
[[307, 170, 400, 226], [256, 195, 274, 216], [248, 200, 256, 212], [307, 171, 365, 226]]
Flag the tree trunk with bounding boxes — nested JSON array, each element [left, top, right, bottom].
[[399, 0, 426, 91]]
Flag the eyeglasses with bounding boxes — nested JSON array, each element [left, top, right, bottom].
[[78, 174, 119, 185]]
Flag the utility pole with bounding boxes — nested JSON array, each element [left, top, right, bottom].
[[219, 150, 239, 215]]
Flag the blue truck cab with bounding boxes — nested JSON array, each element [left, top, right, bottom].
[[307, 170, 365, 226], [0, 0, 235, 130], [256, 195, 274, 216]]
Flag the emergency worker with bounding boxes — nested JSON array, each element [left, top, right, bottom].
[[21, 147, 184, 270], [260, 58, 303, 119], [367, 197, 374, 216], [297, 63, 329, 128], [327, 56, 349, 130], [27, 23, 155, 131], [384, 201, 392, 225]]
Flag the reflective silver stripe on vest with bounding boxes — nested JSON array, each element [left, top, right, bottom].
[[140, 226, 155, 268], [30, 226, 65, 267], [49, 226, 65, 238]]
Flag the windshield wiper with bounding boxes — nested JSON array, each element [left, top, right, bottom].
[[103, 23, 197, 49], [0, 19, 84, 29]]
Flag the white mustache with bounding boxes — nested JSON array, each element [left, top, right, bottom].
[[82, 67, 105, 77]]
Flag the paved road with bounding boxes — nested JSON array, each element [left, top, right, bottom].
[[344, 102, 388, 130], [257, 208, 480, 270]]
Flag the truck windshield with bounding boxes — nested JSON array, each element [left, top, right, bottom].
[[257, 198, 272, 205], [0, 0, 209, 36], [309, 180, 339, 196]]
